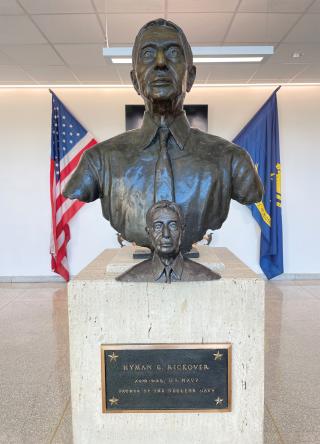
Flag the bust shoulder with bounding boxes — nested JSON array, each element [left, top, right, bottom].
[[188, 127, 246, 159], [182, 258, 220, 281], [87, 128, 142, 155]]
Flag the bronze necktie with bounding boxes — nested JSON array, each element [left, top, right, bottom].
[[154, 127, 175, 203]]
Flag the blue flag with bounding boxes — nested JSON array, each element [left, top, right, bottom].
[[233, 87, 283, 279]]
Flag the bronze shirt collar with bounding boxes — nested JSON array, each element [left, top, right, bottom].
[[152, 251, 184, 282], [140, 111, 191, 151]]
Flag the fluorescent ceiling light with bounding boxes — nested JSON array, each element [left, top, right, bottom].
[[103, 46, 273, 57], [111, 56, 263, 64], [194, 57, 263, 63], [0, 82, 320, 88], [111, 58, 132, 64]]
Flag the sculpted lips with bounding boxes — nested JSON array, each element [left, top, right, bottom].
[[150, 77, 173, 86], [160, 241, 173, 247]]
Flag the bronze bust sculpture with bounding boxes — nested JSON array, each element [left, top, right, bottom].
[[63, 18, 263, 253], [117, 201, 220, 283]]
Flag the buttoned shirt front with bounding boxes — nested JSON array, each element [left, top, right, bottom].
[[152, 251, 184, 283], [63, 111, 263, 251]]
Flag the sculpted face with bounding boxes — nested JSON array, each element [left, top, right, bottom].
[[147, 207, 182, 256], [131, 25, 195, 106]]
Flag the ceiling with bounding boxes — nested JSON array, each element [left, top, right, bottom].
[[0, 0, 320, 85]]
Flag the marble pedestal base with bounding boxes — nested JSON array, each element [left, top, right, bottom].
[[68, 247, 264, 444]]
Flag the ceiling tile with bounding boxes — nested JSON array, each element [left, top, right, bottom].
[[284, 14, 320, 43], [251, 62, 308, 80], [105, 13, 161, 45], [211, 78, 250, 84], [225, 13, 299, 43], [70, 65, 121, 81], [32, 14, 104, 44], [39, 79, 80, 85], [292, 64, 320, 81], [0, 65, 33, 81], [55, 44, 106, 66], [0, 0, 24, 14], [193, 64, 212, 82], [80, 80, 121, 84], [207, 63, 259, 81], [22, 65, 78, 81], [114, 64, 133, 83], [239, 0, 313, 13], [94, 0, 165, 13], [1, 44, 64, 65], [0, 50, 14, 64], [268, 43, 320, 64], [19, 0, 95, 14], [309, 0, 320, 12], [168, 0, 239, 13], [0, 16, 46, 44], [168, 13, 233, 44], [247, 78, 284, 83]]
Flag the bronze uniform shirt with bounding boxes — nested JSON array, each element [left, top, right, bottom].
[[63, 111, 263, 251]]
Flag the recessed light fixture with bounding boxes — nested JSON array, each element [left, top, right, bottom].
[[104, 46, 273, 64], [194, 57, 263, 63], [111, 56, 263, 64], [0, 82, 320, 88], [111, 58, 132, 64]]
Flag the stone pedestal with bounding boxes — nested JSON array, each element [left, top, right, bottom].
[[68, 247, 264, 444]]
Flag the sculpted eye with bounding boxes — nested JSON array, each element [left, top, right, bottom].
[[142, 48, 155, 59], [153, 222, 163, 230], [167, 46, 181, 58], [169, 221, 178, 230]]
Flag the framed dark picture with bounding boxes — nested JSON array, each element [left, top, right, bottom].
[[125, 104, 208, 132]]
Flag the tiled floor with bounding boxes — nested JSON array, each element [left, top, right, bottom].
[[0, 281, 319, 444]]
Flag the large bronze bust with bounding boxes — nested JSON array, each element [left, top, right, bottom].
[[63, 19, 263, 252]]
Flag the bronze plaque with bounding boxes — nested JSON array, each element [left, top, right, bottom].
[[101, 343, 231, 413]]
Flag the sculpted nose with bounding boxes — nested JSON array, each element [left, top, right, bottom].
[[155, 48, 167, 69], [162, 224, 170, 238]]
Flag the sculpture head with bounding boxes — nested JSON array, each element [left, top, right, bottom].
[[146, 200, 185, 257], [131, 19, 196, 112]]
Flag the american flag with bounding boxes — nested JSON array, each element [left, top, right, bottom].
[[50, 90, 97, 281]]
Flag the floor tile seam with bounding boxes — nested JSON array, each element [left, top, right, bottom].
[[265, 402, 286, 444], [0, 297, 19, 313], [303, 286, 320, 301], [48, 396, 71, 444]]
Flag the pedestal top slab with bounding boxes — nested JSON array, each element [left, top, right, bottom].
[[105, 246, 225, 275], [73, 246, 260, 282]]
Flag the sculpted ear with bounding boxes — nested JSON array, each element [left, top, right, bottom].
[[187, 65, 196, 92], [130, 70, 140, 95]]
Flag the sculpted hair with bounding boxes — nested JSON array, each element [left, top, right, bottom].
[[146, 200, 185, 227], [132, 18, 193, 69]]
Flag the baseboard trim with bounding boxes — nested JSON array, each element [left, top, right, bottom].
[[0, 273, 319, 283], [272, 273, 320, 280], [0, 276, 65, 283]]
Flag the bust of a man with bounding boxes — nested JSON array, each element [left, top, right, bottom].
[[63, 18, 263, 251], [117, 200, 220, 283]]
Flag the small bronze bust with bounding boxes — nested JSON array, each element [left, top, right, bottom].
[[116, 201, 220, 283], [63, 18, 263, 252]]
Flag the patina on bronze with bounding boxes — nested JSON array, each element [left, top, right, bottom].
[[63, 18, 263, 253], [116, 200, 220, 283], [101, 343, 231, 413]]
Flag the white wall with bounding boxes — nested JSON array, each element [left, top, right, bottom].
[[0, 86, 319, 278]]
